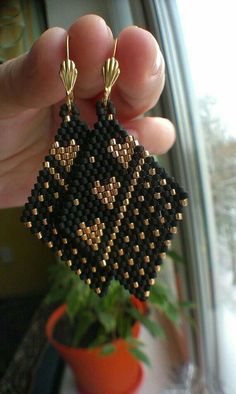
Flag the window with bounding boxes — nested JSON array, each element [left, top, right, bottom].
[[144, 0, 235, 392]]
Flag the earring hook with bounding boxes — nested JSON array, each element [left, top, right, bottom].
[[102, 38, 120, 109], [60, 35, 78, 119]]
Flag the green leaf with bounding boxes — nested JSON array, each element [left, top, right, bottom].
[[67, 286, 81, 320], [167, 250, 184, 264], [72, 311, 96, 347], [97, 310, 116, 333], [129, 347, 151, 367], [126, 337, 145, 348], [130, 309, 165, 338], [179, 301, 196, 309], [101, 343, 116, 356]]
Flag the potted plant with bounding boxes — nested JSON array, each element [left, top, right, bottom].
[[45, 261, 190, 394]]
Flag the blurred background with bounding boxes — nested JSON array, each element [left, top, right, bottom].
[[0, 1, 235, 393]]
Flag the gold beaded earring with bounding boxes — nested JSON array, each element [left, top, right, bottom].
[[21, 36, 188, 301]]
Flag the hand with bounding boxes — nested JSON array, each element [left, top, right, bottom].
[[0, 15, 175, 208]]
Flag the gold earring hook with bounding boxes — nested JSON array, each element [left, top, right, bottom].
[[60, 35, 78, 119], [102, 38, 120, 108]]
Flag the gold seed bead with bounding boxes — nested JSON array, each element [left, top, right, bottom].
[[54, 192, 59, 199], [144, 291, 150, 298], [153, 229, 160, 237], [144, 219, 149, 225], [165, 203, 172, 210], [56, 250, 63, 257], [124, 236, 130, 243], [92, 266, 96, 273], [73, 199, 79, 206], [131, 179, 138, 186], [106, 246, 111, 253], [89, 156, 95, 163], [160, 217, 165, 224], [38, 195, 44, 202], [86, 278, 91, 285], [96, 288, 101, 295], [170, 226, 178, 234], [32, 208, 38, 215], [149, 278, 155, 286], [133, 208, 139, 215], [144, 182, 150, 188], [139, 268, 145, 276], [149, 206, 155, 213], [160, 179, 167, 186], [62, 238, 68, 244], [124, 272, 129, 279], [149, 168, 156, 175], [133, 282, 139, 288], [154, 192, 161, 199], [47, 241, 53, 248], [133, 245, 140, 252], [180, 198, 188, 206], [43, 218, 48, 225], [26, 221, 32, 228], [92, 244, 99, 251], [66, 260, 72, 267], [100, 260, 106, 267], [81, 257, 87, 264], [176, 213, 183, 220], [118, 249, 124, 256], [107, 203, 114, 209], [101, 276, 106, 282], [129, 222, 135, 229], [52, 228, 58, 235], [113, 262, 119, 269], [144, 255, 150, 263], [149, 242, 155, 249], [72, 248, 78, 255], [138, 195, 144, 202], [165, 240, 172, 247], [139, 232, 145, 240], [159, 252, 166, 259], [171, 189, 176, 196], [155, 265, 161, 272], [103, 252, 109, 260], [48, 206, 53, 212], [36, 232, 42, 239], [128, 258, 134, 266], [76, 269, 81, 275]]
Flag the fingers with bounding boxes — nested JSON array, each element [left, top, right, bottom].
[[124, 117, 176, 154], [0, 14, 165, 121], [0, 27, 67, 117], [114, 26, 165, 120]]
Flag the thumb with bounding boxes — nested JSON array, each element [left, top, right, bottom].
[[0, 27, 67, 118]]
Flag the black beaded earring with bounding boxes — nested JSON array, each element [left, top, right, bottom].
[[21, 37, 188, 301]]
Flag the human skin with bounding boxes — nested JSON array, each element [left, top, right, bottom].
[[0, 15, 175, 208]]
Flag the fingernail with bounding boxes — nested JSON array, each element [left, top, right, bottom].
[[151, 49, 163, 75]]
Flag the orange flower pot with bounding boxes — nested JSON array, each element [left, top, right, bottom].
[[46, 299, 144, 394]]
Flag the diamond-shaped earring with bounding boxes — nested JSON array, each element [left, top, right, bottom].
[[21, 36, 188, 300]]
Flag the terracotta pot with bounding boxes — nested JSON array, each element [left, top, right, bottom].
[[46, 298, 144, 394]]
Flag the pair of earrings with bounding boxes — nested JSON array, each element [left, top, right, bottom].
[[21, 36, 188, 301]]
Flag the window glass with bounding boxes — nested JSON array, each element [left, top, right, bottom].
[[177, 1, 236, 392]]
